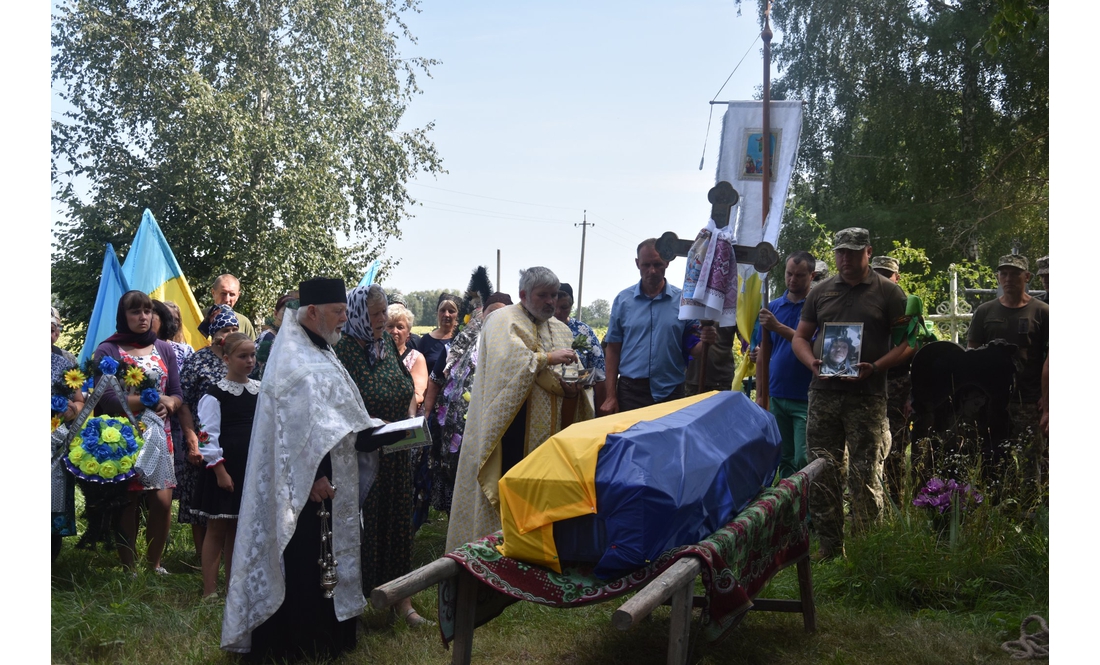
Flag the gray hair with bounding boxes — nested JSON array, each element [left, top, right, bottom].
[[366, 283, 387, 309], [386, 303, 415, 329], [518, 266, 559, 295]]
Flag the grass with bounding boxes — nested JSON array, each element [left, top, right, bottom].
[[53, 456, 1047, 665]]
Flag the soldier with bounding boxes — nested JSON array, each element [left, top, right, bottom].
[[968, 254, 1049, 492], [791, 229, 910, 560], [871, 256, 918, 505]]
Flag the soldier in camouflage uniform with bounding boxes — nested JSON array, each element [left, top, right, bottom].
[[792, 229, 910, 559], [872, 256, 918, 505], [968, 254, 1049, 494]]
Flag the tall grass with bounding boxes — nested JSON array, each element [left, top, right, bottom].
[[53, 435, 1047, 664]]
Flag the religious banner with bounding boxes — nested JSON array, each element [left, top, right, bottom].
[[715, 100, 803, 291]]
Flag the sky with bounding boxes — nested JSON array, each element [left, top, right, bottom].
[[385, 1, 768, 306], [25, 1, 1091, 657]]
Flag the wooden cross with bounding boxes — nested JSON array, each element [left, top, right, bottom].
[[654, 181, 780, 392], [654, 181, 780, 271]]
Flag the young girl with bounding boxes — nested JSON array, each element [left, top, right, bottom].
[[191, 332, 259, 599]]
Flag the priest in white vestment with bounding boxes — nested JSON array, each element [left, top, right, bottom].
[[446, 267, 595, 552], [221, 277, 385, 659]]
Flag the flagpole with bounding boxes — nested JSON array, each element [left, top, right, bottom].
[[756, 3, 774, 410]]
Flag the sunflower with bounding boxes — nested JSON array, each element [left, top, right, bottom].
[[63, 368, 86, 390], [123, 365, 146, 388]]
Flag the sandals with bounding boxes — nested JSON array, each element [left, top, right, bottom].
[[402, 607, 435, 628]]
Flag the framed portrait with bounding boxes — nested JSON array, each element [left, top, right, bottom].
[[739, 128, 781, 181], [818, 322, 863, 378]]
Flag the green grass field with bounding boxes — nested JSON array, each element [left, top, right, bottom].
[[52, 481, 1047, 664]]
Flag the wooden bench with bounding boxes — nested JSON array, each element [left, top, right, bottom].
[[372, 458, 824, 665]]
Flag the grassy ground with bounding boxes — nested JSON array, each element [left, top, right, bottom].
[[52, 485, 1047, 664]]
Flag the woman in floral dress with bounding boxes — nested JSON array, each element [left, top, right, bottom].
[[334, 285, 429, 627], [93, 290, 184, 573]]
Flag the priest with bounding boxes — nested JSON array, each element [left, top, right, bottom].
[[222, 277, 383, 660], [446, 267, 593, 552]]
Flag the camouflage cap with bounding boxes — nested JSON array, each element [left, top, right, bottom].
[[814, 260, 829, 277], [833, 227, 870, 251], [871, 256, 899, 274], [1035, 255, 1048, 276], [996, 254, 1029, 272]]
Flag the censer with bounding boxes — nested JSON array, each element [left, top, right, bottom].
[[318, 498, 338, 598]]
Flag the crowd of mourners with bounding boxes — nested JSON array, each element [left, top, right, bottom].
[[49, 230, 1049, 660]]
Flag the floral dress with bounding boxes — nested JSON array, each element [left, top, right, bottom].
[[178, 346, 227, 524], [333, 334, 416, 592], [119, 347, 176, 491]]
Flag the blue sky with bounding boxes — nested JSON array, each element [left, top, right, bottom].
[[387, 1, 768, 305]]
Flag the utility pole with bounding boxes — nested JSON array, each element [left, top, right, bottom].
[[575, 210, 592, 320], [496, 249, 501, 292]]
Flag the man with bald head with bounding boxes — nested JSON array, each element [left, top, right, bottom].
[[211, 274, 256, 339]]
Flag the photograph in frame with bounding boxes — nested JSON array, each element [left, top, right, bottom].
[[818, 322, 863, 378]]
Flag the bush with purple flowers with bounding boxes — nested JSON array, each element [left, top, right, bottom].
[[912, 477, 983, 514]]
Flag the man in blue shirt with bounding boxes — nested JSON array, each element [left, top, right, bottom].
[[601, 239, 717, 415], [755, 251, 817, 477]]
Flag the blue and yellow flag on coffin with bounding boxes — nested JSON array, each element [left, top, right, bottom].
[[497, 391, 781, 577], [77, 244, 131, 365], [120, 210, 208, 351]]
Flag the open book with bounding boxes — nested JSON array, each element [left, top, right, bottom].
[[373, 416, 431, 454]]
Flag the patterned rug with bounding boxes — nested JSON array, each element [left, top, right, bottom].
[[438, 470, 809, 645]]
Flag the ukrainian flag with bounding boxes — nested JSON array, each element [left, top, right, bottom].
[[120, 210, 209, 351], [77, 244, 130, 365], [498, 391, 780, 577]]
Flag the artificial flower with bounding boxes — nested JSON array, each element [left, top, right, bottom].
[[98, 460, 120, 480], [101, 427, 121, 444], [463, 391, 472, 403], [119, 457, 133, 473], [140, 388, 160, 408], [68, 448, 84, 464], [64, 368, 87, 390], [52, 415, 63, 433], [52, 395, 69, 413], [79, 458, 101, 476], [81, 377, 94, 393], [123, 365, 145, 388], [98, 356, 119, 375]]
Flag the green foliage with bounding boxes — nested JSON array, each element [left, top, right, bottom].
[[398, 288, 464, 327], [742, 0, 1047, 275], [579, 298, 610, 328], [52, 0, 443, 328]]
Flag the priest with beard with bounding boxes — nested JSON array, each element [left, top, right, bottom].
[[222, 277, 390, 660], [446, 267, 595, 552]]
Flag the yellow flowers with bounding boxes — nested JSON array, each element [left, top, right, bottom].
[[123, 366, 145, 388], [79, 458, 100, 476], [98, 460, 120, 479], [51, 416, 63, 433], [63, 368, 86, 390], [101, 427, 122, 444], [463, 391, 472, 402], [68, 448, 84, 465]]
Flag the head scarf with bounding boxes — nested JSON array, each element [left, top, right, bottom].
[[103, 290, 159, 347], [344, 286, 386, 364], [208, 304, 240, 338]]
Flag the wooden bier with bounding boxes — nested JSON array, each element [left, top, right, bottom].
[[370, 457, 825, 665]]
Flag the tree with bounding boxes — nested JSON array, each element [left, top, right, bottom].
[[579, 298, 610, 328], [740, 0, 1047, 272], [52, 0, 443, 329]]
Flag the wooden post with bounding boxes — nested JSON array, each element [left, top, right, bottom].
[[667, 574, 696, 665], [797, 556, 817, 632], [451, 569, 480, 665], [613, 557, 702, 630]]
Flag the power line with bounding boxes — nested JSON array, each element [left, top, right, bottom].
[[414, 204, 572, 225], [409, 182, 580, 211]]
